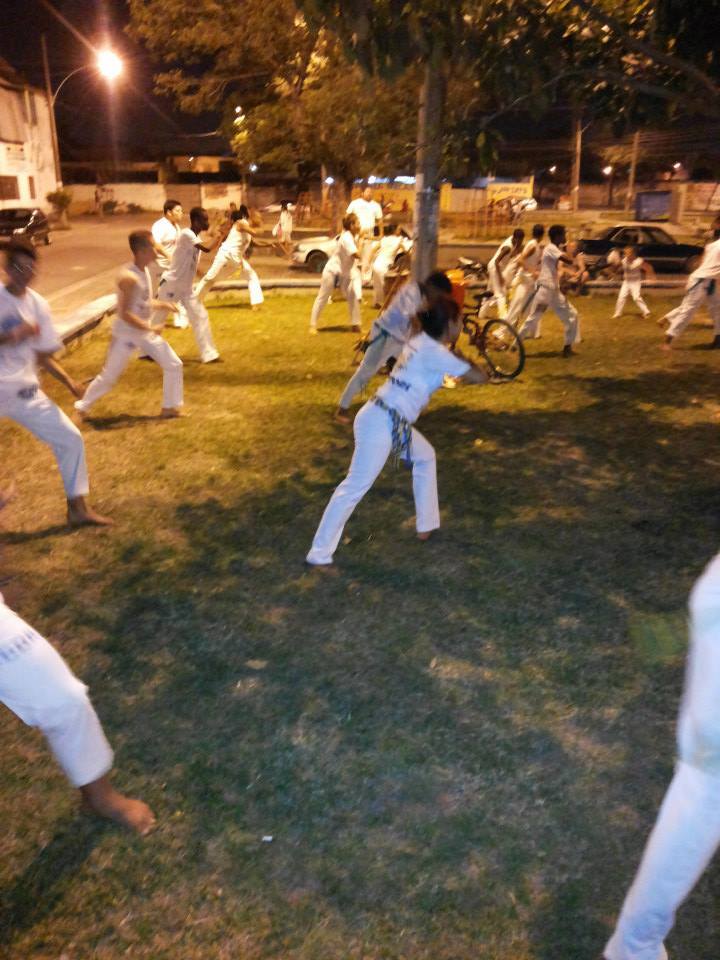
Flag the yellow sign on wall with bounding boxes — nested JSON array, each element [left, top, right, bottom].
[[486, 179, 535, 204]]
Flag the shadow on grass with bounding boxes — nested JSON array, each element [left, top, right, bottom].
[[8, 361, 719, 955], [0, 815, 106, 948]]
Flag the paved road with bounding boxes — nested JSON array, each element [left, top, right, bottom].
[[30, 214, 686, 323]]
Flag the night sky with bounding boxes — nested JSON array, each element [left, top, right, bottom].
[[0, 0, 218, 158]]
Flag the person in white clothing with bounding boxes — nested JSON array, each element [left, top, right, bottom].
[[306, 298, 489, 567], [0, 241, 110, 527], [272, 200, 294, 259], [0, 486, 155, 835], [194, 204, 270, 308], [612, 245, 654, 319], [335, 270, 454, 422], [371, 226, 413, 307], [604, 552, 720, 960], [74, 231, 184, 421], [478, 229, 525, 319], [151, 199, 188, 329], [309, 214, 363, 334], [157, 207, 221, 363], [518, 224, 580, 357], [347, 187, 384, 285], [661, 232, 720, 349], [506, 224, 545, 328]]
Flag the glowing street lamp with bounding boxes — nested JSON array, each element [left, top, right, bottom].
[[96, 49, 123, 81], [602, 165, 613, 177], [549, 165, 557, 174]]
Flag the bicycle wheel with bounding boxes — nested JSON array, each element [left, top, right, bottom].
[[478, 319, 525, 380]]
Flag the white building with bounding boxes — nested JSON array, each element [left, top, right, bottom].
[[0, 58, 56, 211]]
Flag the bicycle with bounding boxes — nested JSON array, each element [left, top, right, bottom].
[[459, 296, 525, 380]]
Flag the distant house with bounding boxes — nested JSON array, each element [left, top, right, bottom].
[[0, 58, 56, 211]]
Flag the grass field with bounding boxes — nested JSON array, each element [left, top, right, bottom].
[[2, 290, 720, 959]]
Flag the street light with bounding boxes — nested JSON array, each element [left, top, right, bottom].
[[549, 165, 557, 174], [602, 165, 613, 177], [41, 36, 125, 187]]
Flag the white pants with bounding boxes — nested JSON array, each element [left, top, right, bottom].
[[338, 322, 402, 409], [614, 281, 650, 318], [76, 331, 183, 413], [309, 269, 361, 330], [1, 389, 89, 498], [478, 263, 508, 319], [150, 262, 188, 328], [194, 249, 264, 306], [157, 284, 219, 363], [306, 401, 439, 565], [605, 553, 720, 960], [665, 278, 720, 339], [519, 285, 579, 346], [506, 273, 538, 328], [0, 599, 113, 787], [359, 234, 375, 285]]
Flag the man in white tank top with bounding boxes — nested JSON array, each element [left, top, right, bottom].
[[75, 230, 184, 420], [506, 224, 545, 328], [612, 244, 653, 320], [194, 206, 271, 308]]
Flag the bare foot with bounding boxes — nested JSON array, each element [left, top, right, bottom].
[[81, 778, 156, 836], [417, 531, 433, 542], [67, 497, 113, 527], [309, 327, 318, 336], [0, 480, 17, 511], [72, 408, 87, 427], [334, 408, 351, 424], [660, 342, 673, 352], [160, 407, 187, 419]]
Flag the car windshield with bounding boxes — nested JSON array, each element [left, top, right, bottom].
[[0, 210, 30, 223], [595, 227, 617, 240]]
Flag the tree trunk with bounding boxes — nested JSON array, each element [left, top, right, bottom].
[[570, 113, 582, 213], [412, 48, 446, 282]]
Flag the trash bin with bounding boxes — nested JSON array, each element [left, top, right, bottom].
[[445, 268, 466, 312]]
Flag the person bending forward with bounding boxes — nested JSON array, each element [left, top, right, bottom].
[[306, 298, 488, 566]]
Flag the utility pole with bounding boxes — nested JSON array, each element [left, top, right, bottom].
[[625, 131, 640, 213], [570, 113, 582, 213], [412, 46, 446, 280], [41, 34, 62, 189]]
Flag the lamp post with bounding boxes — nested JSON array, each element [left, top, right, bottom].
[[41, 38, 124, 188]]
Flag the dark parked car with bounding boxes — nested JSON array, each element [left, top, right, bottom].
[[579, 223, 703, 273], [0, 208, 51, 246]]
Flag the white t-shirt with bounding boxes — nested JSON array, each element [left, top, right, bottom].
[[692, 238, 720, 281], [375, 331, 470, 424], [377, 280, 423, 341], [537, 243, 564, 289], [113, 264, 152, 340], [622, 256, 645, 283], [325, 230, 358, 277], [220, 219, 251, 260], [151, 217, 180, 270], [373, 234, 409, 273], [520, 238, 543, 274], [0, 285, 60, 400], [161, 227, 203, 296], [346, 197, 383, 233]]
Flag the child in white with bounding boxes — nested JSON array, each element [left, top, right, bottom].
[[157, 206, 220, 363], [0, 241, 108, 526], [613, 245, 653, 319], [605, 552, 720, 960], [347, 187, 384, 284], [273, 200, 294, 258], [194, 204, 269, 307], [75, 230, 183, 419], [506, 224, 544, 328], [335, 270, 453, 420], [662, 233, 720, 348], [519, 224, 579, 356], [371, 226, 413, 307], [478, 229, 524, 320], [151, 199, 188, 328], [309, 214, 362, 333], [306, 299, 488, 566]]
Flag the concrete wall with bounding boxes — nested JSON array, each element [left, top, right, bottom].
[[67, 181, 281, 216]]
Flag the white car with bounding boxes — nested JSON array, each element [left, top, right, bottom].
[[291, 233, 413, 274]]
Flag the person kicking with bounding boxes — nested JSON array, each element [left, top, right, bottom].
[[194, 204, 271, 308], [157, 207, 221, 363], [478, 229, 525, 320], [0, 240, 109, 527], [660, 228, 720, 350], [0, 484, 154, 834], [74, 231, 184, 422]]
